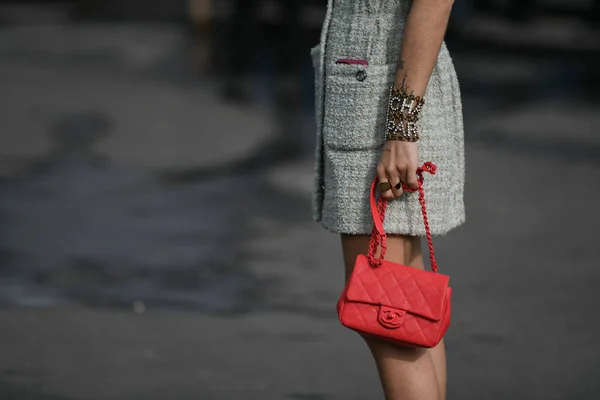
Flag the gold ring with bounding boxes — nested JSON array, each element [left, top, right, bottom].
[[378, 181, 391, 192]]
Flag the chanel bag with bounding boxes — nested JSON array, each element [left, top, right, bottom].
[[336, 162, 452, 348]]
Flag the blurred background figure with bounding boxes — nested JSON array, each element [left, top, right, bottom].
[[0, 1, 600, 399], [591, 0, 600, 25], [189, 0, 212, 71], [215, 0, 324, 158], [219, 0, 259, 103]]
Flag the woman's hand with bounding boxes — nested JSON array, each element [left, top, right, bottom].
[[377, 141, 419, 200]]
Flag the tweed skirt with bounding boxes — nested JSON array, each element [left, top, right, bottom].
[[311, 0, 465, 236]]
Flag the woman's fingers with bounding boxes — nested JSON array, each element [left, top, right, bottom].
[[394, 163, 418, 195], [403, 164, 419, 191], [377, 164, 397, 201], [390, 168, 403, 198], [377, 141, 419, 200]]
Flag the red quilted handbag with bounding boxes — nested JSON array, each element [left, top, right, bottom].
[[337, 162, 452, 348]]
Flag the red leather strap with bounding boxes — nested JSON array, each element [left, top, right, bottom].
[[367, 162, 439, 272]]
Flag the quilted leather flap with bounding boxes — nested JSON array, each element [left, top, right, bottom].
[[346, 254, 450, 321]]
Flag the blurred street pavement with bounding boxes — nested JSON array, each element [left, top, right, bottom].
[[0, 19, 275, 178], [1, 4, 600, 400]]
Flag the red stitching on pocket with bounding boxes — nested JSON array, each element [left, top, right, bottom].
[[335, 58, 369, 66]]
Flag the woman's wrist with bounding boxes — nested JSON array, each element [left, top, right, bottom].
[[394, 68, 427, 98]]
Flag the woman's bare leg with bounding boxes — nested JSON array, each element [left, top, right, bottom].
[[402, 237, 447, 400], [341, 234, 446, 400], [429, 338, 447, 400]]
